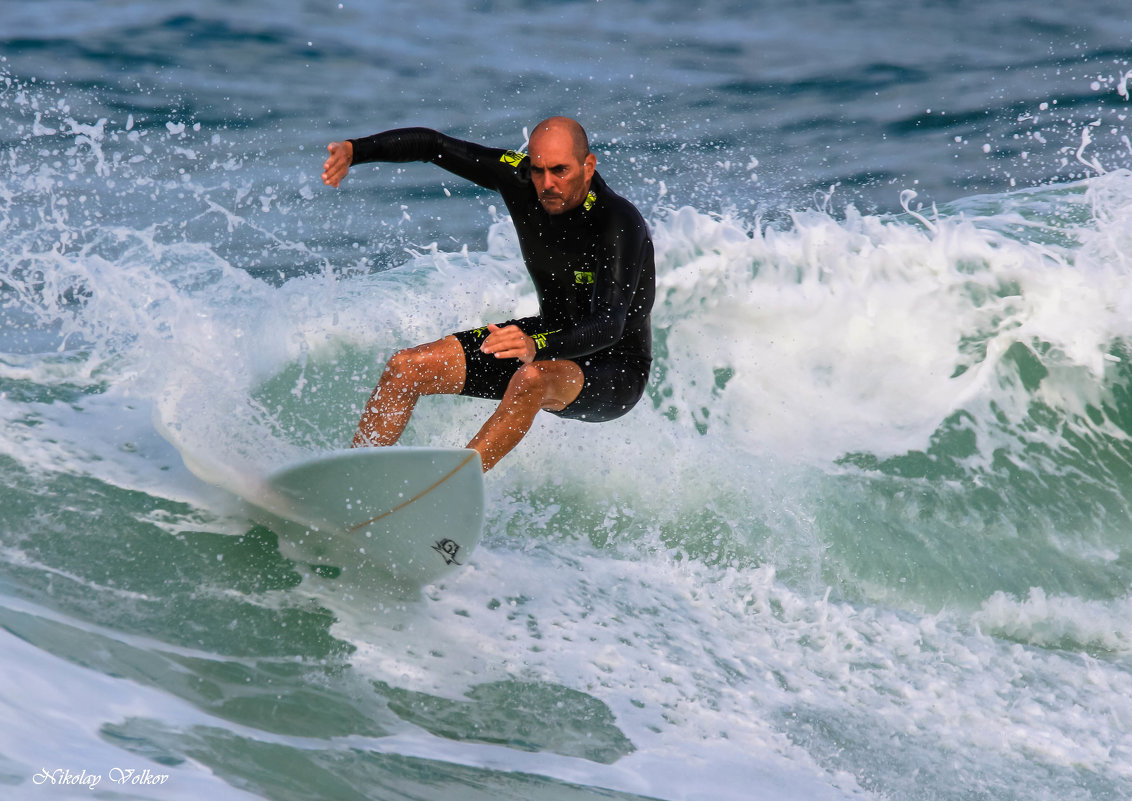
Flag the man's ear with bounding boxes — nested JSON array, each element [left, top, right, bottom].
[[584, 152, 597, 179]]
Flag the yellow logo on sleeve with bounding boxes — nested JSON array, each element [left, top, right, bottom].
[[530, 329, 560, 350], [499, 150, 526, 167], [574, 270, 595, 285]]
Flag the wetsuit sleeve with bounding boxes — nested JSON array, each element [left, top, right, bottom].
[[348, 128, 515, 191], [536, 207, 653, 361]]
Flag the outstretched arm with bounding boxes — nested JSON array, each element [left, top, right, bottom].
[[322, 140, 354, 188], [325, 128, 513, 192]]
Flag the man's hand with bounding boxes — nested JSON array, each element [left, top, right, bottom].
[[322, 140, 354, 188], [480, 324, 536, 364]]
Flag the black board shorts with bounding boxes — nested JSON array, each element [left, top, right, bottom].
[[452, 321, 649, 423]]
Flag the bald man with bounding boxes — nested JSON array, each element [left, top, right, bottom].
[[322, 118, 655, 471]]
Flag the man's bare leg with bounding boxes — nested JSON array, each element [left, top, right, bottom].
[[467, 359, 584, 471], [352, 336, 466, 447]]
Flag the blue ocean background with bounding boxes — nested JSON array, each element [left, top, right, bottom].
[[3, 1, 1132, 798]]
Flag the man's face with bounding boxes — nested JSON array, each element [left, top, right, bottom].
[[529, 129, 596, 215]]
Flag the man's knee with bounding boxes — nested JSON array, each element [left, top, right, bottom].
[[381, 339, 464, 394], [380, 347, 420, 384], [504, 360, 583, 410], [506, 362, 549, 398]]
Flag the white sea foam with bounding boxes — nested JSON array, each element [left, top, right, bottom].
[[335, 533, 1132, 799], [5, 113, 1132, 800], [974, 586, 1132, 654], [0, 622, 267, 801]]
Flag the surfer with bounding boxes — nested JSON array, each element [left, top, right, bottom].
[[321, 117, 655, 471]]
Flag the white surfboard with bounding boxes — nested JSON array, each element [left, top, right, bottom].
[[251, 447, 484, 589]]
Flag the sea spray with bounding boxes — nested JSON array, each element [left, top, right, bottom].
[[5, 8, 1132, 797]]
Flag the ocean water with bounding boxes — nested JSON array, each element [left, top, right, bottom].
[[3, 1, 1132, 799]]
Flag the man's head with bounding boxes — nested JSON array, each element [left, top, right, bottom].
[[528, 116, 597, 215]]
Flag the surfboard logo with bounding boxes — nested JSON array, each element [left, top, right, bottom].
[[432, 538, 462, 565]]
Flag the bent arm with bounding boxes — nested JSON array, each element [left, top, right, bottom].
[[537, 214, 653, 361]]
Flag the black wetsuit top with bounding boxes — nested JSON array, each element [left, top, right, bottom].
[[348, 128, 655, 374]]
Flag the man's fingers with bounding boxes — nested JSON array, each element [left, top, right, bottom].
[[480, 324, 512, 349], [491, 346, 533, 364], [321, 142, 352, 188], [481, 327, 524, 352], [480, 326, 535, 363]]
